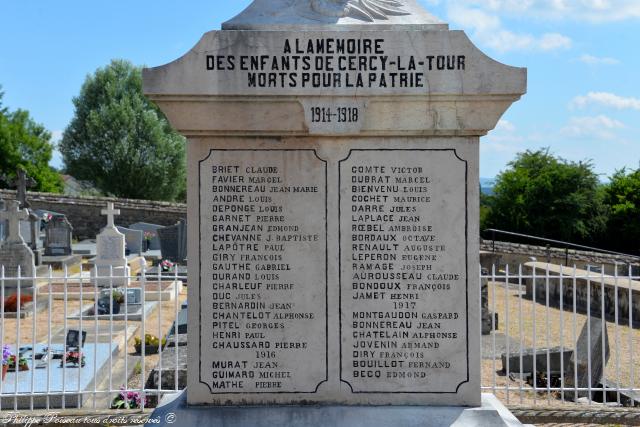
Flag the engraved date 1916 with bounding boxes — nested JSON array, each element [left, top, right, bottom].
[[311, 106, 359, 123]]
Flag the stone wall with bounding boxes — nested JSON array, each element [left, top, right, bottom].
[[481, 240, 640, 275], [0, 190, 186, 241]]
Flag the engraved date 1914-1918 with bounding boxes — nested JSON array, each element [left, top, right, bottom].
[[311, 106, 360, 123]]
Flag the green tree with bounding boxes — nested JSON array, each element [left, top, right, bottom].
[[603, 168, 640, 254], [60, 60, 186, 201], [0, 86, 62, 192], [484, 149, 607, 244]]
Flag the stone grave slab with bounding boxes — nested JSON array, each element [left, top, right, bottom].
[[143, 0, 527, 419], [41, 254, 82, 270], [117, 226, 144, 255], [139, 265, 188, 283], [130, 222, 164, 251], [0, 342, 119, 409], [1, 296, 49, 319], [71, 300, 158, 322], [38, 280, 181, 302], [566, 317, 610, 398], [72, 239, 97, 257], [158, 220, 187, 264], [44, 216, 74, 256]]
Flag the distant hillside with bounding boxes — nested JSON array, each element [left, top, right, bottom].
[[480, 177, 495, 195]]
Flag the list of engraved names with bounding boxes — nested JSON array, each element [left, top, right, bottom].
[[199, 149, 327, 394], [340, 150, 468, 393]]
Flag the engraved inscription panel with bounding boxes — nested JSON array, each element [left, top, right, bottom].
[[340, 149, 468, 393], [198, 149, 328, 394]]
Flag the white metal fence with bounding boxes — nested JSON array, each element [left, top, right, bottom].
[[482, 264, 639, 407], [0, 264, 638, 412], [0, 265, 186, 412]]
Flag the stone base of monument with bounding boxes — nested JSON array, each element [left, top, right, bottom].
[[148, 392, 531, 427]]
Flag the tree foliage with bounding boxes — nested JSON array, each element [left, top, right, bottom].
[[60, 60, 186, 201], [603, 168, 640, 253], [483, 149, 607, 244], [0, 86, 62, 193]]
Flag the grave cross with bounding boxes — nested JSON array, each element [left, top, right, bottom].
[[101, 202, 120, 228], [1, 168, 36, 209], [15, 169, 36, 209], [0, 200, 29, 243]]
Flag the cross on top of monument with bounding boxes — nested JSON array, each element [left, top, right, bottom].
[[101, 202, 120, 228], [0, 200, 30, 243]]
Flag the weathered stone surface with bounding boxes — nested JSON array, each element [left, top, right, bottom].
[[523, 262, 640, 327], [144, 0, 525, 410], [131, 222, 164, 250], [158, 220, 187, 263], [223, 0, 447, 30], [0, 200, 35, 289], [566, 317, 610, 398], [116, 225, 144, 255], [44, 216, 73, 256], [92, 203, 130, 286], [500, 347, 573, 375]]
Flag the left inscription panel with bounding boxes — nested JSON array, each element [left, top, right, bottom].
[[198, 149, 328, 394]]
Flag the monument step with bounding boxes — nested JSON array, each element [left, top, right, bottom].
[[149, 392, 531, 427]]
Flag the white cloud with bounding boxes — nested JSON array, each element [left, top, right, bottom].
[[442, 0, 640, 23], [561, 115, 625, 140], [571, 92, 640, 110], [495, 119, 516, 132], [578, 54, 620, 65], [447, 5, 572, 52]]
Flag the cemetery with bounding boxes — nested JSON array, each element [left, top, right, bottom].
[[1, 0, 639, 426]]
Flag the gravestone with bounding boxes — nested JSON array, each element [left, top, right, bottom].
[[0, 200, 35, 290], [91, 203, 130, 286], [130, 222, 164, 251], [565, 317, 610, 399], [116, 226, 144, 255], [144, 0, 526, 424], [4, 169, 45, 264], [44, 216, 73, 256], [481, 268, 499, 335], [158, 220, 187, 263], [95, 287, 142, 315]]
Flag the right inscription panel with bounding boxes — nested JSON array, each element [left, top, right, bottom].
[[339, 149, 469, 394]]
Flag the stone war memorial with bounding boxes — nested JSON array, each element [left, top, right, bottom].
[[144, 0, 527, 425]]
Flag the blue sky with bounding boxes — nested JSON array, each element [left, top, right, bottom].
[[0, 0, 638, 180]]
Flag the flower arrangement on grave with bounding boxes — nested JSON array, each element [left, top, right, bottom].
[[1, 345, 11, 380], [3, 294, 34, 313], [134, 334, 166, 355], [160, 260, 175, 273], [111, 386, 147, 409], [42, 212, 53, 223], [112, 290, 125, 304], [60, 350, 86, 367], [143, 231, 155, 251], [7, 354, 29, 372]]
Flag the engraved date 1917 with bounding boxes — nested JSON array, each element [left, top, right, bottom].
[[311, 106, 359, 123]]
